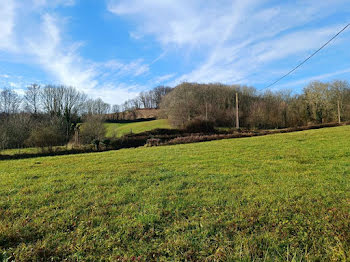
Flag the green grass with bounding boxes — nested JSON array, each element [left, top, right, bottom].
[[0, 147, 40, 155], [1, 126, 350, 261], [105, 119, 172, 137], [0, 146, 72, 156]]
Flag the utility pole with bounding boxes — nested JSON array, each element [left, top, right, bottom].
[[337, 99, 341, 124], [235, 92, 239, 129]]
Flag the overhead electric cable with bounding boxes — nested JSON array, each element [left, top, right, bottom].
[[262, 23, 350, 90]]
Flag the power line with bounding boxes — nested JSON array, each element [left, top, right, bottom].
[[262, 23, 350, 91]]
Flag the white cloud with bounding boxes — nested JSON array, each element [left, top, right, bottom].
[[9, 82, 18, 87], [103, 59, 150, 77], [2, 0, 350, 105], [108, 0, 255, 47], [0, 1, 151, 104], [153, 74, 175, 84], [0, 0, 16, 51], [87, 83, 141, 105], [109, 0, 350, 88], [25, 14, 99, 92], [24, 14, 151, 102], [254, 26, 345, 63], [31, 0, 75, 8]]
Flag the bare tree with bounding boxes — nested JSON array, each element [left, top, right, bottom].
[[62, 86, 86, 116], [24, 84, 41, 114], [131, 98, 141, 109], [95, 98, 110, 114], [61, 86, 86, 138], [41, 85, 64, 116], [139, 92, 148, 108], [304, 81, 333, 124], [0, 88, 21, 114], [112, 104, 120, 114], [330, 80, 350, 123], [153, 86, 172, 108]]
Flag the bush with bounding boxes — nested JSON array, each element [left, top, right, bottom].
[[79, 116, 106, 145], [128, 128, 185, 137], [92, 139, 101, 150], [103, 139, 111, 148], [110, 136, 148, 149], [26, 126, 65, 151], [0, 113, 33, 150], [146, 138, 161, 147], [184, 119, 216, 133]]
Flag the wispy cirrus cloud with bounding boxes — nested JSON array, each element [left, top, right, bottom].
[[0, 0, 16, 51], [153, 73, 176, 84], [0, 0, 150, 104], [1, 0, 350, 106], [103, 59, 150, 78], [31, 0, 76, 9], [108, 0, 350, 89], [108, 0, 255, 48], [172, 24, 348, 85], [27, 14, 99, 91]]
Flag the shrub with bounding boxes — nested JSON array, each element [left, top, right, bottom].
[[146, 138, 161, 147], [80, 116, 106, 145], [110, 136, 148, 149], [103, 139, 111, 148], [184, 119, 216, 133], [26, 126, 65, 152], [92, 139, 101, 150]]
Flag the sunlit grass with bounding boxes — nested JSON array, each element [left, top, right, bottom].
[[0, 147, 40, 155], [105, 119, 172, 137], [0, 146, 73, 156], [1, 126, 350, 260]]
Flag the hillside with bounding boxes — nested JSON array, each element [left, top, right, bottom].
[[105, 108, 161, 121], [1, 126, 350, 260], [105, 119, 172, 137]]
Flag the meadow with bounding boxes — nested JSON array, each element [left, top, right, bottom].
[[1, 126, 350, 261], [0, 147, 41, 156], [105, 119, 171, 137]]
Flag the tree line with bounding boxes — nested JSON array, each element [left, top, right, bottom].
[[161, 80, 350, 129], [120, 86, 173, 111], [2, 79, 350, 151], [0, 84, 172, 151], [105, 86, 172, 121], [0, 84, 112, 150]]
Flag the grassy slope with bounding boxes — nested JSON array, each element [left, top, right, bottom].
[[0, 147, 41, 156], [0, 146, 72, 156], [1, 126, 350, 260], [105, 119, 172, 137]]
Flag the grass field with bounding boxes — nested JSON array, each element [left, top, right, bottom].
[[1, 126, 350, 261], [0, 147, 40, 156], [0, 146, 71, 156], [105, 119, 172, 137]]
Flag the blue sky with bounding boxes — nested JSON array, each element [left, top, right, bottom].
[[0, 0, 349, 104]]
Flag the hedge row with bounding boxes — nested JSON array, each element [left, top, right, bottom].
[[1, 122, 347, 160]]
